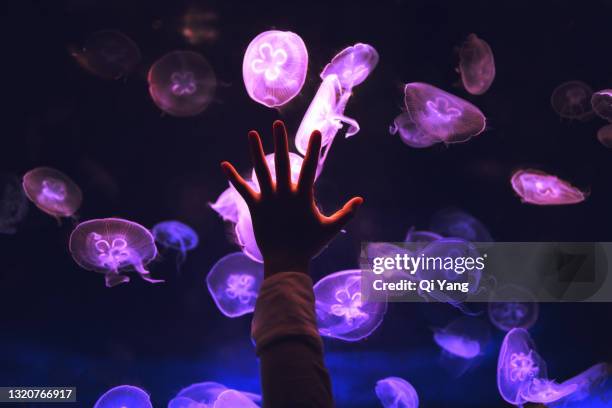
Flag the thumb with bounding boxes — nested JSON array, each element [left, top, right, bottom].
[[325, 196, 364, 233]]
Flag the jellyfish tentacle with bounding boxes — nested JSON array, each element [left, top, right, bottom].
[[105, 271, 130, 287], [133, 262, 165, 284]]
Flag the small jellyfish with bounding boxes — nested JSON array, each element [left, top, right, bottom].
[[488, 285, 539, 332], [152, 220, 199, 268], [433, 316, 490, 359], [510, 169, 586, 205], [591, 89, 612, 122], [148, 51, 217, 117], [0, 174, 28, 234], [22, 167, 82, 220], [168, 381, 261, 408], [94, 385, 152, 408], [71, 30, 141, 80], [429, 207, 493, 242], [403, 82, 486, 144], [314, 269, 387, 341], [320, 43, 379, 91], [69, 218, 162, 287], [457, 33, 495, 95], [551, 81, 593, 120], [597, 124, 612, 148], [389, 112, 441, 149], [375, 376, 419, 408], [242, 30, 308, 108], [206, 252, 264, 317]]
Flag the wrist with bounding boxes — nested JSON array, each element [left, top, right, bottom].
[[264, 257, 310, 278]]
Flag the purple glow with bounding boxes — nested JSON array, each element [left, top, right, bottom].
[[389, 112, 441, 148], [510, 169, 586, 205], [551, 81, 593, 120], [375, 376, 419, 408], [405, 228, 443, 245], [206, 252, 264, 318], [320, 43, 379, 91], [556, 363, 609, 403], [169, 381, 261, 408], [0, 174, 28, 234], [94, 385, 152, 408], [314, 269, 387, 341], [458, 34, 495, 95], [597, 124, 612, 148], [22, 167, 82, 219], [521, 378, 578, 404], [148, 51, 216, 117], [488, 285, 539, 332], [69, 218, 162, 287], [214, 389, 260, 407], [152, 220, 198, 267], [429, 208, 492, 242], [210, 185, 245, 224], [433, 317, 490, 359], [242, 30, 307, 108], [251, 152, 304, 191], [403, 82, 486, 144], [591, 89, 612, 122]]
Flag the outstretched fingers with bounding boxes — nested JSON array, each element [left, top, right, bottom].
[[273, 120, 291, 193], [298, 130, 322, 196], [324, 196, 364, 233], [220, 161, 257, 205], [248, 130, 273, 196]]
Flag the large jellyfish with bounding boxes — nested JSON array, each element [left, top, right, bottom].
[[429, 207, 493, 242], [320, 43, 379, 91], [551, 81, 593, 120], [403, 82, 486, 143], [314, 269, 387, 341], [510, 169, 586, 205], [457, 33, 495, 95], [207, 252, 264, 317], [389, 112, 441, 148], [488, 285, 539, 332], [69, 218, 162, 287], [433, 316, 490, 359], [94, 385, 152, 408], [22, 167, 82, 220], [168, 381, 261, 408], [591, 89, 612, 122], [148, 51, 217, 117], [375, 376, 419, 408], [152, 220, 199, 268], [0, 174, 28, 234], [597, 124, 612, 148], [242, 30, 308, 108]]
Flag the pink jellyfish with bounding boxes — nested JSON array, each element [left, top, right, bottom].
[[94, 385, 152, 408], [510, 169, 586, 205], [210, 184, 244, 224], [168, 381, 261, 408], [148, 51, 216, 117], [551, 81, 593, 120], [597, 124, 612, 148], [403, 82, 486, 144], [206, 252, 264, 317], [375, 377, 419, 408], [488, 285, 539, 332], [457, 33, 495, 95], [389, 112, 441, 148], [314, 269, 387, 341], [591, 89, 612, 122], [320, 43, 379, 91], [22, 167, 82, 220], [242, 30, 308, 108], [69, 218, 162, 287]]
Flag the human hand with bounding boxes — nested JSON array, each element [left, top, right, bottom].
[[221, 120, 363, 277]]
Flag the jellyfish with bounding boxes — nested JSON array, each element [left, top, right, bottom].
[[242, 30, 308, 108], [207, 252, 264, 317], [429, 207, 493, 242], [94, 385, 152, 408], [457, 33, 495, 95], [210, 185, 244, 224], [375, 376, 419, 408], [0, 174, 28, 234], [591, 89, 612, 122], [405, 228, 443, 246], [597, 124, 612, 148], [320, 43, 379, 91], [389, 112, 441, 148], [403, 82, 486, 143], [213, 389, 260, 408], [148, 51, 216, 117], [510, 169, 586, 205], [168, 381, 261, 408], [433, 316, 490, 359], [555, 363, 609, 404], [70, 30, 141, 80], [314, 269, 387, 341], [488, 285, 539, 332], [251, 152, 304, 191], [69, 218, 162, 287], [152, 220, 199, 268], [22, 167, 82, 220], [551, 81, 593, 120]]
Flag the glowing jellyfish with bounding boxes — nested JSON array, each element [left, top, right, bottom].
[[551, 81, 593, 120], [71, 30, 141, 80], [457, 33, 495, 95], [210, 185, 244, 224], [375, 376, 419, 408], [403, 82, 486, 143], [251, 152, 304, 191], [433, 316, 490, 359], [242, 30, 308, 108], [168, 381, 261, 408], [320, 43, 379, 91], [148, 51, 216, 117], [389, 112, 441, 148], [488, 285, 539, 332], [556, 363, 609, 404], [94, 385, 152, 408], [429, 208, 493, 242], [591, 89, 612, 122], [510, 169, 586, 205], [597, 124, 612, 148], [214, 389, 260, 408], [207, 252, 264, 317], [152, 220, 199, 268], [69, 218, 162, 287], [22, 167, 82, 220], [314, 269, 387, 341], [0, 174, 28, 234]]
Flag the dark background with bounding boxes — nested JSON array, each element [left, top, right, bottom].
[[2, 0, 612, 406]]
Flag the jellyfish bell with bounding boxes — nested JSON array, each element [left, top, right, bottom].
[[210, 185, 245, 224], [551, 81, 594, 120], [591, 89, 612, 122], [213, 389, 259, 408], [429, 207, 493, 242], [389, 112, 441, 148], [169, 381, 261, 408], [242, 30, 308, 108], [148, 51, 217, 117], [320, 43, 379, 91], [510, 169, 586, 205], [597, 124, 612, 148], [22, 167, 82, 220], [152, 220, 199, 268], [433, 316, 490, 359], [94, 385, 152, 408], [69, 218, 162, 287], [457, 33, 495, 95], [488, 285, 539, 332], [375, 376, 419, 408], [0, 174, 28, 234]]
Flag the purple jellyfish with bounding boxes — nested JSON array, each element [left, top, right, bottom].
[[591, 89, 612, 122], [389, 112, 441, 148], [148, 51, 216, 117], [320, 43, 379, 91], [551, 81, 593, 120], [69, 218, 162, 287], [555, 363, 609, 404], [375, 376, 419, 408], [22, 167, 82, 220], [433, 316, 490, 359], [94, 385, 152, 408], [597, 124, 612, 148], [168, 381, 261, 408], [405, 227, 443, 246], [242, 30, 308, 108], [457, 33, 495, 95], [206, 252, 264, 318], [314, 269, 387, 341], [210, 185, 244, 224], [429, 207, 493, 242], [510, 169, 586, 205], [152, 220, 199, 268], [488, 285, 539, 332], [214, 389, 260, 407], [403, 82, 486, 144], [0, 174, 28, 234], [251, 152, 304, 192]]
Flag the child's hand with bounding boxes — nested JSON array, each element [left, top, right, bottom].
[[221, 120, 363, 277]]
